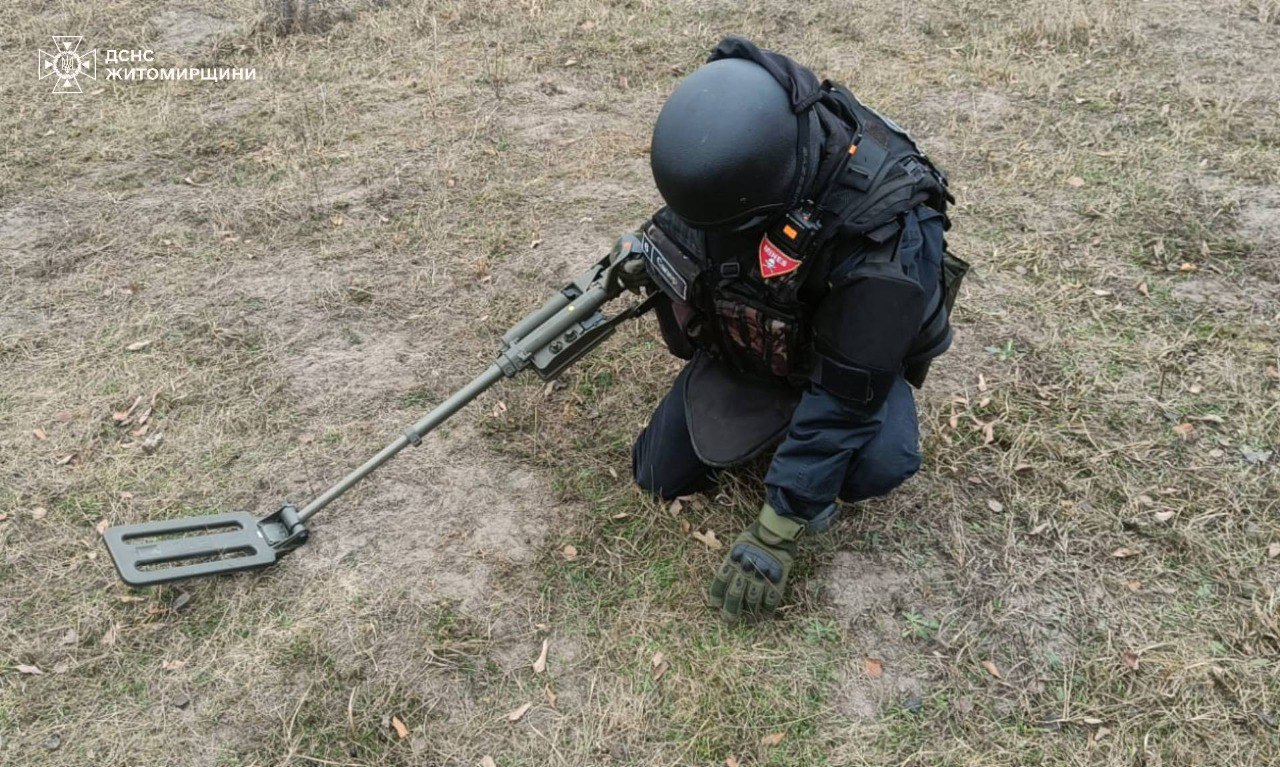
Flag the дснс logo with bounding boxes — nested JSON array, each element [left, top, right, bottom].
[[38, 36, 97, 94]]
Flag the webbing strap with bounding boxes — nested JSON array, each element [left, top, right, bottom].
[[811, 354, 896, 407]]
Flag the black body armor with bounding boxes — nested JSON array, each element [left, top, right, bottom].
[[639, 37, 968, 466]]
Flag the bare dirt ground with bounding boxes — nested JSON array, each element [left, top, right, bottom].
[[2, 0, 1278, 765]]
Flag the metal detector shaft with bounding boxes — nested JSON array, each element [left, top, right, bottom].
[[298, 275, 615, 522], [297, 364, 505, 521]]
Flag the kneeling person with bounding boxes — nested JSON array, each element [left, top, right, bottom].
[[625, 38, 966, 620]]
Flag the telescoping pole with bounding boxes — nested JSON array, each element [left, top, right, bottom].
[[297, 364, 505, 522], [296, 272, 615, 524]]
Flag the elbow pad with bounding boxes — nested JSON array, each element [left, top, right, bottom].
[[810, 259, 924, 411]]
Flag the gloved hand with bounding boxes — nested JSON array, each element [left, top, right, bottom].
[[609, 233, 652, 294], [708, 503, 804, 621]]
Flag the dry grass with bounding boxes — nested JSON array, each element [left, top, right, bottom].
[[2, 0, 1279, 765]]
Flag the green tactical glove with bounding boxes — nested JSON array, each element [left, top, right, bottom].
[[708, 503, 804, 621]]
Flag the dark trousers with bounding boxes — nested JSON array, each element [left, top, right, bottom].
[[631, 373, 922, 504]]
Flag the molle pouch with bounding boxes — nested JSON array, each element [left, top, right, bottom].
[[641, 221, 707, 304], [941, 248, 969, 313], [711, 290, 806, 380]]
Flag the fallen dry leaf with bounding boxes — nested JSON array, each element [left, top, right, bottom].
[[125, 340, 152, 352], [32, 427, 47, 441], [162, 659, 187, 672], [480, 758, 498, 767], [562, 544, 578, 561], [668, 497, 684, 516], [987, 499, 1004, 513], [55, 454, 74, 466], [982, 421, 995, 444], [95, 518, 110, 536], [1126, 580, 1143, 591], [1178, 262, 1198, 273], [1172, 422, 1196, 439], [692, 529, 723, 551], [390, 714, 409, 739], [545, 686, 557, 708], [864, 657, 883, 678], [651, 651, 669, 680], [1067, 176, 1085, 187], [112, 395, 144, 424], [100, 624, 118, 646], [30, 507, 47, 520], [1121, 651, 1140, 670], [679, 519, 691, 533], [1137, 281, 1149, 297], [1111, 546, 1140, 559], [982, 660, 1002, 679], [54, 410, 74, 423], [1153, 511, 1175, 523], [507, 702, 532, 722], [1267, 542, 1280, 559], [726, 757, 740, 767], [533, 639, 549, 674], [760, 732, 786, 747], [15, 664, 43, 675]]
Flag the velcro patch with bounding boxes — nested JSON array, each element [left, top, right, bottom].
[[758, 236, 801, 279]]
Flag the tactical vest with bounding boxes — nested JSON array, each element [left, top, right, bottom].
[[641, 77, 956, 389]]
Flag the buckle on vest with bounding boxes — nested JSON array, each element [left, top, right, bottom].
[[719, 262, 741, 279]]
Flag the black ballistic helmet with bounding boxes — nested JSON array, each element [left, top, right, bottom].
[[650, 58, 800, 229]]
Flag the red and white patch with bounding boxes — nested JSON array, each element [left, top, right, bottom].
[[758, 235, 802, 279]]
